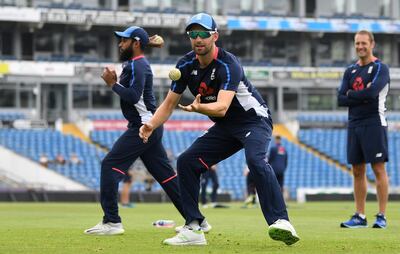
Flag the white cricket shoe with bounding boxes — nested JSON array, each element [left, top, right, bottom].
[[84, 221, 125, 235], [175, 219, 212, 233], [163, 225, 207, 246], [268, 219, 300, 245]]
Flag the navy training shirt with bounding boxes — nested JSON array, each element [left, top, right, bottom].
[[171, 47, 270, 123], [268, 144, 288, 175], [112, 55, 156, 126], [337, 59, 390, 128]]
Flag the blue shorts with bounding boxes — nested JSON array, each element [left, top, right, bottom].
[[347, 125, 388, 164]]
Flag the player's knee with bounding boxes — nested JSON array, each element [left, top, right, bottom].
[[352, 164, 366, 178], [100, 156, 118, 176], [372, 163, 387, 177], [177, 152, 208, 175], [177, 153, 189, 169], [101, 155, 112, 169], [352, 169, 365, 178], [176, 153, 194, 174], [246, 155, 265, 172]]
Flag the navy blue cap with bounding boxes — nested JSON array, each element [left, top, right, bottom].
[[185, 13, 217, 31], [114, 26, 149, 46]]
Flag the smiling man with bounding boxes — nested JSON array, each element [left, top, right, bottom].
[[139, 13, 299, 246], [337, 30, 390, 229]]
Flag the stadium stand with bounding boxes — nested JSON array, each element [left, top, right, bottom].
[[282, 139, 353, 199], [89, 111, 354, 200], [298, 129, 400, 187], [0, 129, 105, 190], [297, 113, 400, 187], [86, 112, 210, 121], [0, 112, 26, 122]]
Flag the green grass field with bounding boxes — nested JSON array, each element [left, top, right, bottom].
[[0, 202, 399, 254]]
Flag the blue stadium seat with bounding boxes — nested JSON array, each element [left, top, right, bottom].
[[0, 129, 105, 190], [298, 128, 400, 187]]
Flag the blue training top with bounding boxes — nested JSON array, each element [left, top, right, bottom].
[[268, 144, 288, 174], [112, 55, 156, 126], [337, 58, 390, 128], [171, 47, 270, 123]]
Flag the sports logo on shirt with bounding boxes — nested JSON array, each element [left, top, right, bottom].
[[352, 76, 365, 91], [210, 68, 216, 80], [198, 82, 214, 96]]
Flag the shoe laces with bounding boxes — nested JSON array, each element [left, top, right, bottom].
[[182, 225, 194, 231], [95, 221, 105, 227], [350, 214, 363, 222], [101, 223, 113, 229], [89, 222, 108, 231]]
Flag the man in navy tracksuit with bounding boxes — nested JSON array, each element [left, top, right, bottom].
[[268, 136, 288, 192], [139, 13, 299, 246], [84, 26, 185, 235], [337, 30, 390, 229], [200, 164, 219, 207]]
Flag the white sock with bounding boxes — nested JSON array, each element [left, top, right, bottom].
[[358, 213, 366, 219], [188, 221, 201, 230]]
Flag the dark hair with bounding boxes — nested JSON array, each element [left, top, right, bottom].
[[275, 135, 281, 140]]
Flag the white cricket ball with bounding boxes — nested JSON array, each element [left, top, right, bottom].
[[153, 35, 164, 45], [169, 68, 181, 81]]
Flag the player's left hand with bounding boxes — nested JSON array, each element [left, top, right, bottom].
[[139, 122, 154, 143], [101, 67, 117, 87], [178, 94, 201, 112]]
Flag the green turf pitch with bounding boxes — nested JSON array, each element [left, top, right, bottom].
[[0, 202, 398, 254]]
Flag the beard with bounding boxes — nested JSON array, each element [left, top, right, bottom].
[[192, 43, 212, 56], [119, 45, 133, 61]]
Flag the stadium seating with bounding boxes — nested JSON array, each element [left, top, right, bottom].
[[297, 113, 400, 123], [90, 128, 248, 199], [298, 129, 400, 187], [86, 111, 210, 121], [86, 112, 125, 120], [281, 139, 353, 199], [90, 124, 353, 199], [0, 112, 26, 121], [2, 110, 382, 200], [0, 129, 105, 190]]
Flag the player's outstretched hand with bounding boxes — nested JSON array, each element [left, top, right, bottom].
[[178, 94, 201, 112], [139, 122, 154, 143]]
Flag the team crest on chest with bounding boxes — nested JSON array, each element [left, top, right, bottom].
[[352, 76, 365, 91], [210, 68, 216, 80], [198, 82, 214, 96], [198, 82, 216, 101]]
